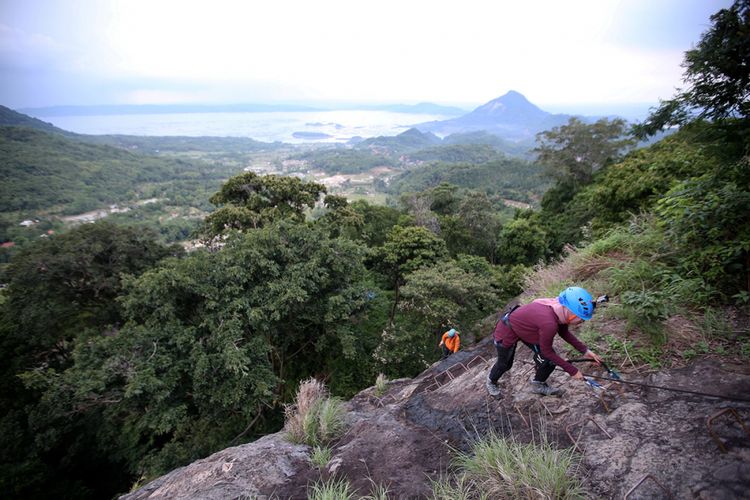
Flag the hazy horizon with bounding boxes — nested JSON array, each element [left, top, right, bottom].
[[17, 95, 656, 123]]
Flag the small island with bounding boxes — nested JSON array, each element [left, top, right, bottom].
[[292, 131, 333, 139]]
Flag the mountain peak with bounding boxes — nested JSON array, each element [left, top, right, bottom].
[[414, 91, 572, 141], [500, 89, 528, 101], [473, 90, 545, 118]]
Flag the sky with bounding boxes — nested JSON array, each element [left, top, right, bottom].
[[0, 0, 734, 113]]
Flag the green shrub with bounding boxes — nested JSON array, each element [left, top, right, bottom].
[[655, 162, 750, 298], [581, 215, 666, 259]]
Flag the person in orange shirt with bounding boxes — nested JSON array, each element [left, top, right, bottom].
[[439, 328, 460, 358]]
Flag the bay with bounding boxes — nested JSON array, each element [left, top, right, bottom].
[[37, 110, 450, 143]]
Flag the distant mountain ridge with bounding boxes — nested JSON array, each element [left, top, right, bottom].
[[416, 90, 572, 141], [18, 103, 323, 117]]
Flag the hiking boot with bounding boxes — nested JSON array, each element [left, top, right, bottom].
[[486, 376, 503, 398], [530, 379, 564, 396]]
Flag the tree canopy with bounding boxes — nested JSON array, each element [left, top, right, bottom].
[[204, 172, 326, 235], [534, 117, 634, 186], [634, 0, 750, 136]]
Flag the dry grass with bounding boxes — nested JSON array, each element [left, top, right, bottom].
[[374, 373, 389, 396], [285, 378, 346, 447], [522, 259, 576, 301], [288, 378, 328, 423], [522, 244, 613, 300], [665, 315, 703, 347]]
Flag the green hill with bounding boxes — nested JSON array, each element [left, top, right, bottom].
[[0, 126, 218, 214], [356, 127, 442, 151], [0, 105, 71, 135], [288, 147, 397, 174], [80, 134, 282, 154], [388, 157, 549, 204], [404, 143, 506, 164]]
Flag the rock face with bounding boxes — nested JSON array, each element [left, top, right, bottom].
[[120, 435, 317, 499], [122, 337, 750, 499]]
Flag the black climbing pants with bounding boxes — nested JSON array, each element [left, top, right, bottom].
[[489, 341, 557, 383], [441, 344, 454, 358]]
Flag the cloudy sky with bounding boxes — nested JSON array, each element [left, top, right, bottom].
[[0, 0, 732, 112]]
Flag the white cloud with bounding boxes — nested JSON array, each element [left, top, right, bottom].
[[0, 0, 732, 108]]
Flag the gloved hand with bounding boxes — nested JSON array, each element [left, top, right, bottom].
[[583, 349, 603, 365]]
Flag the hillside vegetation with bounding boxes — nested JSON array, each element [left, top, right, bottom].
[[0, 127, 239, 215], [0, 3, 748, 498]]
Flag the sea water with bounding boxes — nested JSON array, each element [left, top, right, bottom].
[[36, 110, 449, 143]]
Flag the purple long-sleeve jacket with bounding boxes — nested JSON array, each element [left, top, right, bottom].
[[493, 301, 588, 375]]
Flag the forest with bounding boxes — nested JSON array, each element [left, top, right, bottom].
[[0, 2, 748, 498]]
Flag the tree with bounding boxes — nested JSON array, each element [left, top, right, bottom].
[[534, 117, 634, 188], [203, 172, 326, 236], [375, 225, 448, 323], [0, 222, 177, 374], [374, 260, 498, 374], [496, 216, 548, 266], [376, 226, 448, 288], [345, 200, 402, 247], [399, 260, 499, 335], [427, 182, 461, 215], [0, 222, 177, 499], [572, 124, 723, 235], [634, 0, 750, 136], [316, 194, 364, 238], [456, 191, 502, 262], [655, 158, 750, 295], [400, 192, 440, 234], [26, 221, 372, 487]]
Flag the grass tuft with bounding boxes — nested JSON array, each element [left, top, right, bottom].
[[360, 478, 392, 500], [310, 445, 332, 469], [285, 378, 347, 447], [308, 475, 356, 500], [374, 373, 389, 396], [433, 432, 586, 500]]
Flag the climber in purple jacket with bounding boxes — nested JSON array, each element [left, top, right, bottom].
[[486, 287, 603, 398]]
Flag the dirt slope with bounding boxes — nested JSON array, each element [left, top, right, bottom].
[[121, 336, 750, 499]]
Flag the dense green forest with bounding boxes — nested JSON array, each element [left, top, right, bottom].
[[1, 3, 748, 498], [0, 122, 287, 265], [80, 133, 282, 155], [387, 156, 548, 204], [0, 126, 244, 215], [289, 147, 397, 174]]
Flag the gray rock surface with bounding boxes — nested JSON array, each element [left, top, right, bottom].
[[123, 337, 750, 499]]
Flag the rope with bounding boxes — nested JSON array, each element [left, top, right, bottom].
[[567, 359, 750, 403], [585, 373, 750, 403]]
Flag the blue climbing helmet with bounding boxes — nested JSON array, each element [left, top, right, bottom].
[[448, 328, 457, 337], [558, 286, 594, 320]]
